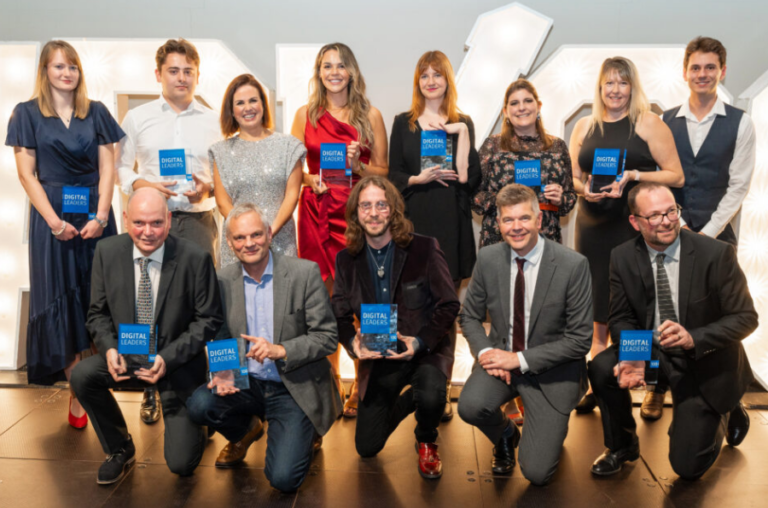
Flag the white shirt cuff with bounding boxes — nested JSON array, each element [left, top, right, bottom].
[[517, 352, 529, 373], [478, 347, 493, 361]]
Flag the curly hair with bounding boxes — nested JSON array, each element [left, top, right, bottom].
[[344, 176, 413, 255]]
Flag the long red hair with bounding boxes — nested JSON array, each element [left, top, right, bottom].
[[407, 51, 461, 131]]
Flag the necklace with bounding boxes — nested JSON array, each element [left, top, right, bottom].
[[366, 241, 393, 279]]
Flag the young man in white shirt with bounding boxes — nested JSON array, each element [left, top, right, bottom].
[[116, 38, 221, 424], [644, 37, 757, 420]]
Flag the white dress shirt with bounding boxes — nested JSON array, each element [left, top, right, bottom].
[[645, 236, 681, 331], [117, 96, 221, 212], [676, 98, 756, 238], [132, 244, 165, 312], [478, 235, 545, 374]]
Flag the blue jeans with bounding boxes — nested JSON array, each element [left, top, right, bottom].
[[188, 378, 316, 492]]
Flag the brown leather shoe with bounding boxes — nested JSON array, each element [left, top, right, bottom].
[[313, 434, 323, 453], [215, 419, 265, 468], [140, 388, 161, 424], [640, 391, 664, 421]]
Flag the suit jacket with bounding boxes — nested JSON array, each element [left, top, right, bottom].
[[217, 251, 342, 435], [87, 234, 223, 401], [460, 238, 593, 415], [609, 229, 757, 414], [333, 234, 460, 401]]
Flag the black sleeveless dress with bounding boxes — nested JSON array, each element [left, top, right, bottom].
[[576, 116, 656, 323]]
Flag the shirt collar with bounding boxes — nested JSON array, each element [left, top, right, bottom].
[[676, 97, 726, 122], [242, 251, 273, 285], [159, 95, 203, 115], [513, 234, 545, 266], [133, 243, 165, 265], [645, 234, 681, 263]]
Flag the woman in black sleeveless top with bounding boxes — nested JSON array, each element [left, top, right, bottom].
[[569, 57, 684, 412]]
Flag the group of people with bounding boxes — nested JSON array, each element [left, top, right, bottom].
[[4, 34, 757, 492]]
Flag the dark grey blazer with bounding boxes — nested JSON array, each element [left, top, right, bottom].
[[459, 238, 593, 414], [216, 251, 342, 435]]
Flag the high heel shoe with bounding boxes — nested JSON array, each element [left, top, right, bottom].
[[69, 396, 88, 429]]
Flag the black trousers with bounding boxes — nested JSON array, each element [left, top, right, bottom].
[[70, 354, 205, 476], [355, 360, 446, 457], [589, 346, 727, 480]]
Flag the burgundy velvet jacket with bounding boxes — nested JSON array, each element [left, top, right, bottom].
[[332, 234, 460, 401]]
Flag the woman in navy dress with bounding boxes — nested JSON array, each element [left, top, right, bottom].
[[5, 41, 124, 428]]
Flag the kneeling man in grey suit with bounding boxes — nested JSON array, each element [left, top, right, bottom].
[[187, 203, 342, 492], [458, 184, 593, 485]]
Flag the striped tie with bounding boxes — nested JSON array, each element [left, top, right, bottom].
[[137, 258, 155, 351], [655, 253, 677, 324]]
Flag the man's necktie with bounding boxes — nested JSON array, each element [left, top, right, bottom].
[[512, 258, 526, 353], [137, 258, 155, 352], [655, 254, 678, 324]]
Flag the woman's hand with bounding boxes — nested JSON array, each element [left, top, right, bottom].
[[429, 120, 467, 136], [80, 219, 105, 240], [409, 165, 457, 187], [52, 219, 79, 241], [543, 183, 564, 205], [583, 175, 609, 203], [348, 141, 362, 172], [602, 170, 633, 199], [307, 174, 328, 195]]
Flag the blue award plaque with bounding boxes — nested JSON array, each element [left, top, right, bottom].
[[420, 130, 453, 174], [62, 186, 90, 217], [514, 160, 542, 194], [619, 329, 660, 385], [320, 143, 350, 176], [590, 148, 621, 193], [118, 323, 156, 375], [158, 149, 187, 176], [207, 338, 250, 394], [360, 304, 398, 355]]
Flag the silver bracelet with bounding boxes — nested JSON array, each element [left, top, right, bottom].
[[634, 170, 641, 182], [52, 220, 67, 236]]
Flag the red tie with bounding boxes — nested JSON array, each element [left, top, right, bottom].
[[513, 258, 526, 353]]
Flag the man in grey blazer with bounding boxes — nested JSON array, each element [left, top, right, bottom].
[[187, 203, 342, 493], [458, 184, 593, 486]]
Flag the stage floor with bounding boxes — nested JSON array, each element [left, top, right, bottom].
[[0, 386, 766, 508]]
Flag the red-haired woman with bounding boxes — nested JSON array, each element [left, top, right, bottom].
[[5, 40, 124, 427], [388, 50, 481, 420]]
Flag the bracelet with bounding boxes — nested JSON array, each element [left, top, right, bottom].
[[94, 216, 109, 229], [634, 170, 641, 182], [358, 161, 367, 174], [52, 220, 67, 236]]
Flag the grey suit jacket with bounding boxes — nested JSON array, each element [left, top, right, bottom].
[[216, 251, 342, 435], [459, 238, 593, 414]]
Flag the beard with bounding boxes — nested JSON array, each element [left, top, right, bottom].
[[361, 217, 392, 239]]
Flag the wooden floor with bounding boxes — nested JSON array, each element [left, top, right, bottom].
[[0, 384, 767, 508]]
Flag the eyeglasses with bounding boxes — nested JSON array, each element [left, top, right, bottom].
[[634, 205, 682, 226], [358, 201, 390, 212]]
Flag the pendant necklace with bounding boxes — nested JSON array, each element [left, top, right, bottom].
[[366, 241, 393, 279]]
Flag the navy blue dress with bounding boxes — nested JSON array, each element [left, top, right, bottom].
[[5, 100, 124, 385]]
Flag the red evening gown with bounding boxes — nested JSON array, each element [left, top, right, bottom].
[[298, 111, 371, 280]]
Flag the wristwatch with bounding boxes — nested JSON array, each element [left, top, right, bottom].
[[358, 161, 367, 174], [94, 216, 109, 229]]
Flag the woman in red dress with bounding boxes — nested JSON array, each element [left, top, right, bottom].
[[291, 42, 388, 417]]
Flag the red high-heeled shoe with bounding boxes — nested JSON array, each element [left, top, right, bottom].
[[69, 396, 88, 429]]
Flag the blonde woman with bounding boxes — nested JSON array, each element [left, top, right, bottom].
[[5, 40, 124, 427], [291, 42, 388, 418], [569, 56, 684, 412]]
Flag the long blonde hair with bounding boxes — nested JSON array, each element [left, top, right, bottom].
[[308, 43, 374, 147], [407, 51, 461, 132], [33, 40, 90, 119], [589, 57, 649, 137]]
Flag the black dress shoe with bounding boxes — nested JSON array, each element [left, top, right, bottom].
[[491, 424, 521, 474], [590, 442, 640, 476], [575, 393, 597, 414], [97, 437, 136, 485], [727, 402, 749, 447], [141, 387, 161, 424]]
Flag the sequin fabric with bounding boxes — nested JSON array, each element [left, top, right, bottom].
[[209, 133, 307, 267]]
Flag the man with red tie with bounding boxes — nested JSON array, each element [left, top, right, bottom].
[[458, 183, 593, 486]]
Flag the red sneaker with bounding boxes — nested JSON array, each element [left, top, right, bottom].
[[417, 442, 442, 479]]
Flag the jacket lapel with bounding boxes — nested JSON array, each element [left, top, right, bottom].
[[154, 236, 178, 321], [272, 251, 290, 343], [121, 237, 136, 323], [390, 244, 407, 301], [528, 240, 555, 337], [677, 231, 695, 325], [635, 236, 656, 330], [354, 249, 376, 304], [498, 244, 512, 331], [229, 265, 247, 339]]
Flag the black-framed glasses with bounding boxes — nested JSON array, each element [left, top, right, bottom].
[[358, 201, 390, 213], [634, 204, 682, 226]]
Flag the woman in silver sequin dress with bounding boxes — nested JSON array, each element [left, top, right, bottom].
[[211, 74, 306, 266]]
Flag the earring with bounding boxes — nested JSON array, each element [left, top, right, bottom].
[[537, 113, 541, 120]]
